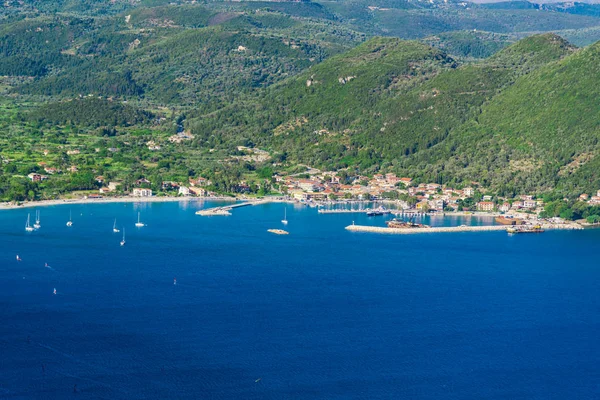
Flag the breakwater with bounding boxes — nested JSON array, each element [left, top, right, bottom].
[[346, 225, 507, 234], [346, 223, 583, 234], [196, 199, 271, 216]]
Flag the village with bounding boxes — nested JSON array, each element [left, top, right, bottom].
[[29, 167, 600, 218]]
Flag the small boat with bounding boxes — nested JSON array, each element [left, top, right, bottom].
[[16, 255, 21, 261], [53, 288, 57, 295], [66, 210, 73, 227], [113, 219, 120, 233], [135, 212, 145, 227], [507, 225, 544, 234], [120, 228, 126, 246], [25, 214, 34, 232], [386, 217, 430, 229], [33, 210, 41, 229], [173, 278, 177, 285], [366, 206, 390, 217], [281, 208, 288, 225], [268, 229, 289, 235]]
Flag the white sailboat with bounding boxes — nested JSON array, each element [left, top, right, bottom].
[[33, 210, 41, 229], [281, 208, 288, 225], [66, 210, 73, 227], [120, 228, 126, 246], [25, 214, 34, 232], [113, 219, 120, 233], [135, 212, 145, 227]]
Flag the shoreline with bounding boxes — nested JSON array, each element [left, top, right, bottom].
[[0, 196, 239, 210]]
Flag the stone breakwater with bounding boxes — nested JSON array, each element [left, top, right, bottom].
[[345, 223, 583, 234]]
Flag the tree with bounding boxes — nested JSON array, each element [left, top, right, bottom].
[[586, 215, 600, 224]]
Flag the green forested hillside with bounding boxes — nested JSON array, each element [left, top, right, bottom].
[[3, 1, 600, 202], [187, 33, 600, 196]]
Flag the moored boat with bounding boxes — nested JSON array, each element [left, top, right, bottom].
[[507, 225, 544, 234], [385, 218, 430, 229], [25, 214, 34, 232]]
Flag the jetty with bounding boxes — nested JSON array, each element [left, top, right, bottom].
[[196, 199, 270, 216], [346, 225, 507, 234], [346, 222, 583, 234]]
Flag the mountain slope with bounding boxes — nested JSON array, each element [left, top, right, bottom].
[[190, 34, 575, 176]]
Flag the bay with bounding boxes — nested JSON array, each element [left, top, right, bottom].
[[1, 201, 599, 399]]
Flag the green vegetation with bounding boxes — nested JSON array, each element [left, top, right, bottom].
[[190, 33, 600, 198], [4, 1, 600, 202]]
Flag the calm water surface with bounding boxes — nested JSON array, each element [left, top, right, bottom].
[[1, 201, 599, 399]]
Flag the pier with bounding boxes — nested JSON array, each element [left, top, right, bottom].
[[195, 199, 270, 216], [346, 224, 508, 234]]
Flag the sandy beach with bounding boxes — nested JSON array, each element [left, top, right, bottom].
[[0, 196, 240, 210]]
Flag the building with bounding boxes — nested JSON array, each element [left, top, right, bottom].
[[27, 173, 47, 182], [297, 179, 319, 192], [178, 186, 190, 196], [131, 188, 152, 197], [189, 187, 207, 197], [499, 202, 511, 213], [135, 178, 151, 186], [476, 201, 495, 211], [190, 177, 210, 187], [523, 200, 537, 209], [429, 199, 445, 211], [463, 187, 474, 197]]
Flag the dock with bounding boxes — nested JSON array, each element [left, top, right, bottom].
[[346, 223, 583, 234], [346, 225, 507, 234], [196, 200, 270, 216]]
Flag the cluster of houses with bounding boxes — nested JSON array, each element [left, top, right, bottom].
[[94, 176, 213, 198], [578, 190, 600, 206], [27, 162, 80, 182], [275, 172, 551, 213]]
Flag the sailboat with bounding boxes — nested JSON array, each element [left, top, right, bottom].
[[66, 210, 73, 227], [33, 210, 41, 229], [25, 214, 34, 232], [113, 219, 120, 233], [281, 208, 288, 225], [120, 228, 126, 246], [135, 212, 145, 227]]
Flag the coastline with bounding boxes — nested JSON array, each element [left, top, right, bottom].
[[0, 196, 239, 210]]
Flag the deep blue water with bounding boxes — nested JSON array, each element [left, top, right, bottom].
[[1, 201, 599, 399]]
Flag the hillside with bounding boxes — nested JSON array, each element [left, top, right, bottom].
[[2, 5, 363, 106], [4, 1, 600, 201], [188, 33, 600, 195]]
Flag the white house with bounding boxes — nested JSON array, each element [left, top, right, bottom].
[[178, 186, 190, 196], [132, 188, 152, 197]]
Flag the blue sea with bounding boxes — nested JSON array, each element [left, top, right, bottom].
[[1, 201, 599, 399]]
